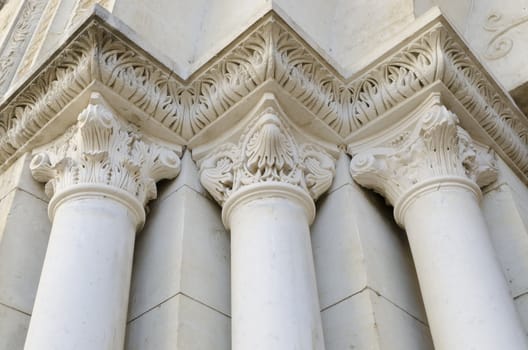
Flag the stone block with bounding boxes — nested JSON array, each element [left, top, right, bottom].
[[0, 304, 29, 350], [483, 184, 528, 297], [126, 294, 230, 350], [312, 184, 368, 310], [371, 290, 434, 350], [322, 289, 433, 350], [0, 153, 46, 202], [0, 189, 50, 314], [321, 289, 379, 350], [313, 182, 427, 322], [515, 293, 528, 336], [128, 185, 229, 320]]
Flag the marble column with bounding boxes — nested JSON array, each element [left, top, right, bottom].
[[198, 104, 335, 350], [349, 99, 528, 350], [24, 93, 181, 350]]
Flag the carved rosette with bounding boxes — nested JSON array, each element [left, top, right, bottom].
[[30, 92, 181, 224], [349, 102, 497, 224], [199, 107, 335, 224]]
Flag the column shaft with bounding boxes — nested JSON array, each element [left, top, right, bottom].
[[403, 184, 527, 350], [24, 196, 136, 350], [230, 195, 325, 350], [198, 96, 335, 349], [23, 92, 181, 349]]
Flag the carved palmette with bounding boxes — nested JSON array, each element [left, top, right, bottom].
[[199, 107, 335, 205]]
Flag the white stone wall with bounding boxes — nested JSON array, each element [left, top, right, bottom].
[[125, 151, 231, 350], [483, 157, 528, 337], [312, 153, 434, 350], [0, 154, 50, 349], [0, 1, 527, 349], [415, 0, 528, 91]]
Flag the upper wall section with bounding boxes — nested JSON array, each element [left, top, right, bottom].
[[112, 0, 272, 76], [1, 0, 528, 95], [415, 0, 528, 91], [0, 5, 526, 185], [105, 0, 417, 78]]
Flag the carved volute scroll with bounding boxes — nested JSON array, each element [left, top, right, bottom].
[[349, 100, 498, 218], [29, 92, 181, 220], [199, 105, 336, 209]]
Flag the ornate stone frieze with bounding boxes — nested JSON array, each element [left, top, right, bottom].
[[13, 0, 62, 81], [0, 1, 18, 42], [199, 105, 335, 206], [0, 10, 526, 182], [0, 0, 47, 95], [349, 100, 498, 210], [29, 92, 181, 209], [0, 19, 172, 169]]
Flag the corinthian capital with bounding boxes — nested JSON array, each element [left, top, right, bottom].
[[198, 98, 335, 215], [349, 98, 497, 222], [30, 92, 181, 223]]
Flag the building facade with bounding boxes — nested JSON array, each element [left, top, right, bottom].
[[0, 1, 527, 349]]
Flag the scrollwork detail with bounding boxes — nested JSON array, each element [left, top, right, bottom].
[[483, 11, 528, 60], [350, 102, 498, 206], [29, 92, 181, 207]]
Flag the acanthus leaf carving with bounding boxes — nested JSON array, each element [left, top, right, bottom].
[[349, 101, 498, 208], [199, 105, 335, 206], [199, 143, 238, 204], [0, 0, 47, 95], [29, 92, 181, 207], [13, 0, 62, 81], [0, 12, 525, 185]]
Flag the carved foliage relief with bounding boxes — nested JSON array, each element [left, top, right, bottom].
[[14, 0, 62, 81], [0, 14, 526, 178], [29, 93, 181, 206], [199, 107, 335, 205], [350, 102, 498, 206], [0, 0, 47, 95]]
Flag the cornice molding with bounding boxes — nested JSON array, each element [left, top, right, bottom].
[[349, 95, 497, 225], [198, 94, 335, 215], [0, 8, 526, 182], [29, 92, 181, 225]]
